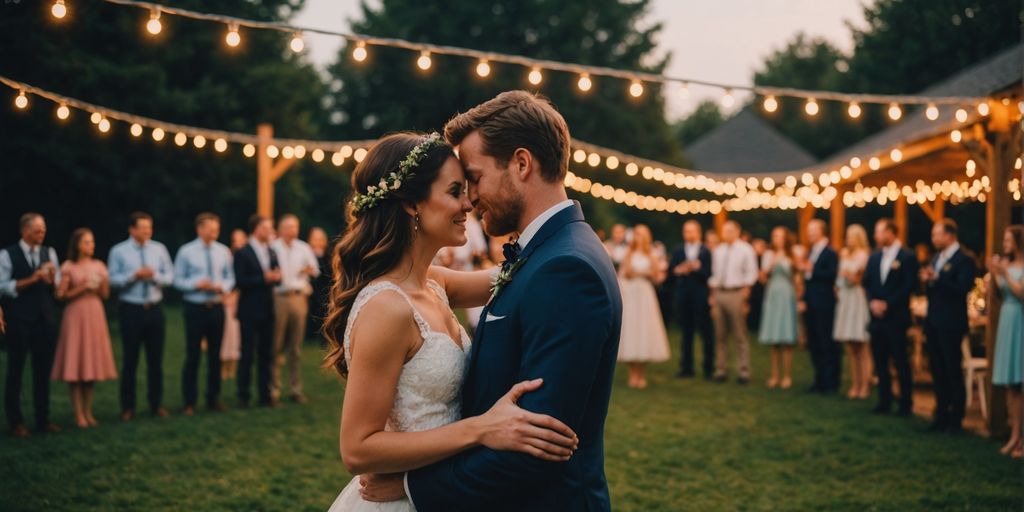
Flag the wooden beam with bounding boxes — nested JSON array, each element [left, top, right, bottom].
[[714, 209, 727, 235], [894, 195, 907, 245], [918, 197, 945, 223], [830, 188, 846, 249], [270, 157, 296, 183], [798, 205, 815, 246], [257, 123, 274, 218]]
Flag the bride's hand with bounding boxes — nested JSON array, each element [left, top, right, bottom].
[[473, 378, 578, 461]]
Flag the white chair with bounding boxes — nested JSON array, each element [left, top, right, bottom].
[[962, 336, 988, 419]]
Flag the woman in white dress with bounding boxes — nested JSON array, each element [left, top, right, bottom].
[[833, 224, 872, 400], [321, 133, 578, 511], [617, 224, 671, 389]]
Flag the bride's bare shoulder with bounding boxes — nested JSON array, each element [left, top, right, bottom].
[[348, 287, 418, 356]]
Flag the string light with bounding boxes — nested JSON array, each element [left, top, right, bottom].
[[281, 145, 294, 159], [56, 103, 70, 120], [51, 0, 67, 19], [966, 159, 976, 177], [887, 103, 902, 121], [720, 89, 735, 108], [354, 147, 368, 162], [174, 132, 187, 146], [577, 73, 592, 92], [225, 24, 241, 47], [475, 60, 491, 78], [804, 98, 819, 116], [98, 117, 111, 133], [130, 123, 143, 136], [847, 102, 861, 119], [90, 111, 102, 124], [868, 157, 881, 170], [146, 8, 162, 35], [14, 90, 28, 109], [762, 95, 778, 113], [311, 148, 324, 162], [289, 32, 304, 53], [890, 148, 902, 162], [242, 143, 255, 157], [977, 101, 990, 116], [416, 51, 432, 71], [266, 144, 279, 158], [925, 104, 939, 120], [679, 82, 690, 99], [214, 138, 228, 152], [193, 134, 206, 148], [152, 127, 165, 141], [352, 41, 368, 62], [528, 67, 543, 86], [950, 129, 962, 143], [628, 80, 644, 98], [955, 108, 968, 122]]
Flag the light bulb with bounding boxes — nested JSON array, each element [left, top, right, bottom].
[[146, 9, 162, 35], [331, 152, 344, 166], [887, 103, 902, 121], [98, 118, 111, 133], [719, 89, 735, 108], [925, 104, 939, 120], [763, 95, 778, 113], [354, 148, 368, 162], [890, 148, 902, 162], [417, 51, 432, 71], [56, 104, 70, 120], [628, 80, 644, 98], [577, 74, 592, 92], [174, 132, 187, 146], [869, 157, 880, 170], [266, 145, 280, 158], [289, 33, 304, 53], [14, 91, 28, 109], [294, 145, 306, 158], [242, 144, 255, 157], [225, 25, 241, 47], [130, 123, 143, 137], [955, 108, 968, 122], [51, 0, 67, 20], [950, 129, 962, 143], [679, 82, 690, 99], [528, 67, 543, 85], [847, 102, 861, 119], [476, 60, 491, 78], [152, 128, 165, 141], [977, 102, 990, 116], [193, 135, 207, 148], [804, 98, 819, 116], [214, 138, 228, 152], [311, 148, 324, 162], [352, 41, 368, 62]]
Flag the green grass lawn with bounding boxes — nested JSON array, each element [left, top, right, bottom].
[[1, 305, 1020, 511]]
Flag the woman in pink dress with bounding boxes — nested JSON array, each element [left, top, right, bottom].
[[219, 229, 246, 380], [52, 228, 117, 428]]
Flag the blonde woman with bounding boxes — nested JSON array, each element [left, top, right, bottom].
[[834, 224, 872, 399], [617, 224, 671, 388]]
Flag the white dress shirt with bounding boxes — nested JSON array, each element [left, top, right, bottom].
[[272, 238, 320, 294], [806, 239, 829, 279], [934, 242, 960, 272], [516, 199, 574, 250], [879, 240, 903, 283], [684, 242, 701, 261], [0, 240, 62, 298], [709, 240, 758, 289]]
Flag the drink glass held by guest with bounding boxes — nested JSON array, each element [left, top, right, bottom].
[[758, 227, 800, 390], [616, 225, 671, 389], [668, 220, 714, 379], [52, 228, 118, 428], [833, 224, 872, 400], [990, 226, 1024, 457], [107, 212, 174, 421]]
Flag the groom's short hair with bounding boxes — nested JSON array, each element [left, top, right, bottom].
[[444, 90, 570, 183]]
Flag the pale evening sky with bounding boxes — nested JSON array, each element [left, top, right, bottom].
[[292, 0, 870, 121]]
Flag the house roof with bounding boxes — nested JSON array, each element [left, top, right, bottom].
[[683, 108, 818, 173]]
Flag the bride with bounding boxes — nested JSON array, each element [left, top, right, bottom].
[[323, 132, 579, 511]]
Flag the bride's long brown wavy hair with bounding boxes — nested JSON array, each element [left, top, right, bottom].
[[322, 132, 455, 377]]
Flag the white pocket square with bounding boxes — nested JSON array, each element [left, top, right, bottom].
[[485, 313, 506, 322]]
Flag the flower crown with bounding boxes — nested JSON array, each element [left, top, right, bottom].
[[350, 132, 448, 213]]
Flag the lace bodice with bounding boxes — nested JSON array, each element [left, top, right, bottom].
[[343, 280, 471, 433]]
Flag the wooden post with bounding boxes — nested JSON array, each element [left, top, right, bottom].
[[798, 205, 815, 246], [256, 123, 297, 218], [714, 209, 727, 235], [918, 197, 945, 223], [894, 195, 908, 245], [830, 187, 846, 249]]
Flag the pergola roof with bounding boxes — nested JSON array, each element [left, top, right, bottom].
[[684, 108, 818, 173]]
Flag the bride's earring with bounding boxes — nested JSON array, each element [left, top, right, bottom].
[[414, 212, 420, 231]]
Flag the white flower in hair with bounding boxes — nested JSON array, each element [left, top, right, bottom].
[[350, 133, 447, 213]]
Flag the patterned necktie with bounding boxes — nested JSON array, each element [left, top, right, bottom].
[[139, 244, 150, 301]]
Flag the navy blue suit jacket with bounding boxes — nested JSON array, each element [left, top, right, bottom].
[[407, 202, 622, 512], [802, 244, 838, 310], [667, 243, 712, 303], [233, 244, 278, 321], [924, 248, 976, 333], [863, 247, 919, 330]]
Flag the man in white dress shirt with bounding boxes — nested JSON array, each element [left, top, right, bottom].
[[271, 214, 320, 404], [709, 220, 758, 383]]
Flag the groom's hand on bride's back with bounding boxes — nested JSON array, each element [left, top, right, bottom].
[[470, 378, 579, 461]]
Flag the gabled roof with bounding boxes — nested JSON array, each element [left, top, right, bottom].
[[684, 108, 817, 174]]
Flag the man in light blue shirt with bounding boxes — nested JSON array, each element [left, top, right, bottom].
[[107, 212, 174, 421], [173, 212, 235, 415]]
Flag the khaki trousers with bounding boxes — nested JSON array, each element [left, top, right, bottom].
[[273, 293, 308, 398], [712, 289, 750, 379]]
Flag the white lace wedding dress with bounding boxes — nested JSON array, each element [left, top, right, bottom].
[[328, 280, 472, 512]]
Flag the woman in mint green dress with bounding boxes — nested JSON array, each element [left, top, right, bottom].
[[759, 226, 800, 390], [991, 225, 1024, 458]]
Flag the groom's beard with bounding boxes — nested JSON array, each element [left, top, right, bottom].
[[480, 182, 524, 238]]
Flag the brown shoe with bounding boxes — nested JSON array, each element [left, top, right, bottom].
[[121, 410, 135, 422], [9, 424, 29, 438], [38, 423, 61, 434], [181, 406, 196, 417], [152, 407, 170, 418], [208, 402, 228, 413], [290, 393, 308, 405]]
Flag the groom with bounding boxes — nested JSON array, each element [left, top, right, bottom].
[[363, 91, 622, 510]]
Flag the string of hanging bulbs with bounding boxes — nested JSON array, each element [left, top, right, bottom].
[[44, 0, 993, 119]]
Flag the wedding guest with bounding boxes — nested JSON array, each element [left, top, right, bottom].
[[864, 218, 918, 416], [605, 223, 629, 269], [306, 226, 332, 341], [758, 227, 800, 389], [921, 219, 976, 433], [174, 212, 235, 415], [990, 225, 1024, 457], [271, 214, 318, 404], [52, 228, 117, 428], [235, 215, 281, 408], [834, 224, 872, 399], [220, 229, 247, 380], [747, 237, 767, 331], [705, 230, 720, 252], [108, 212, 174, 421], [617, 225, 671, 388], [800, 219, 840, 393], [0, 213, 61, 437], [668, 220, 714, 379], [710, 220, 758, 384], [652, 240, 674, 327]]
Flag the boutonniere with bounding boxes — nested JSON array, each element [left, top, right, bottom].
[[942, 263, 952, 273], [490, 257, 528, 303], [891, 260, 902, 270]]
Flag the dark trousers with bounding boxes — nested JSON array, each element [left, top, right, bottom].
[[925, 326, 966, 426], [4, 317, 56, 428], [118, 303, 165, 413], [238, 313, 274, 404], [182, 303, 224, 407], [676, 292, 714, 377], [870, 322, 914, 410], [806, 306, 841, 391]]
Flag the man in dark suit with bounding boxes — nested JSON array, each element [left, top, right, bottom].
[[0, 213, 61, 437], [800, 219, 840, 393], [864, 218, 919, 416], [668, 219, 714, 379], [921, 219, 976, 432], [233, 215, 281, 408]]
